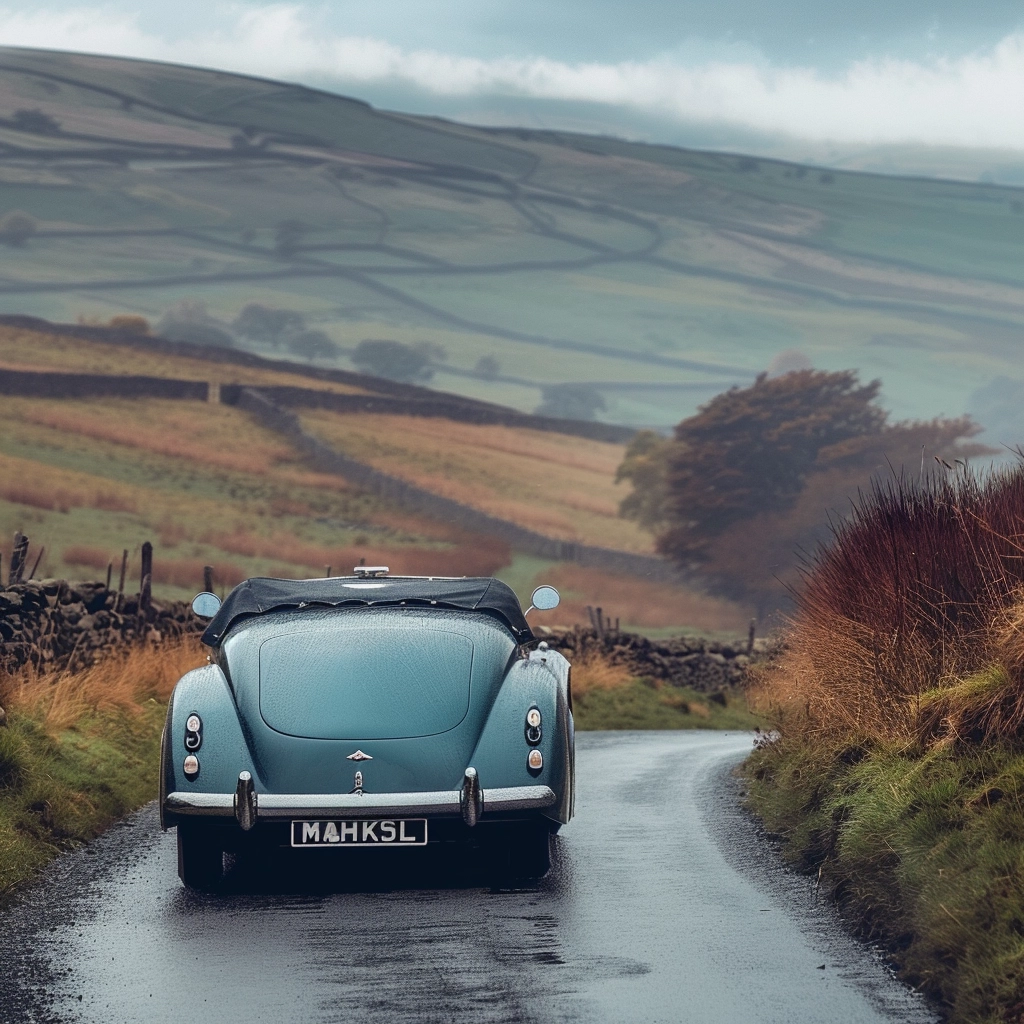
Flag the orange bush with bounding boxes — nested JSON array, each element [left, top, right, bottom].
[[750, 466, 1024, 744]]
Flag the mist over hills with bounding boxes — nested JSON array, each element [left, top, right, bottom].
[[0, 47, 1021, 440]]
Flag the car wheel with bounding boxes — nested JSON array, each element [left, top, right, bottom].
[[176, 824, 224, 890], [487, 823, 552, 882]]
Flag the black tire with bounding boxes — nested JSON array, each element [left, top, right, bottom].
[[486, 823, 552, 882], [176, 824, 224, 890]]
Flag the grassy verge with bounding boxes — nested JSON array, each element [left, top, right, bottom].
[[745, 738, 1024, 1023], [570, 651, 761, 731], [0, 639, 203, 899], [574, 677, 760, 730]]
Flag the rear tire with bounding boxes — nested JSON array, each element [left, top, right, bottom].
[[176, 824, 224, 890], [486, 823, 552, 882]]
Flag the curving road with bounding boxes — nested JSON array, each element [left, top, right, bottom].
[[0, 732, 937, 1024]]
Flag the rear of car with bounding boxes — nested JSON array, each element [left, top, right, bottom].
[[160, 576, 573, 888]]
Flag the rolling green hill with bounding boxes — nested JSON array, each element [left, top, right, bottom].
[[0, 47, 1021, 431]]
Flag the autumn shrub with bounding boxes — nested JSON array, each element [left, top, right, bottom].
[[751, 463, 1024, 744]]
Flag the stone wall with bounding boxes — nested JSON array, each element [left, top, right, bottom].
[[0, 579, 201, 675], [544, 627, 771, 695]]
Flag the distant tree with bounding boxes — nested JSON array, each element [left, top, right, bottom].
[[286, 330, 340, 361], [474, 355, 501, 379], [617, 369, 992, 612], [534, 384, 605, 421], [233, 304, 306, 348], [352, 339, 435, 383], [157, 301, 235, 349], [657, 371, 886, 563], [0, 211, 37, 247], [614, 430, 674, 532]]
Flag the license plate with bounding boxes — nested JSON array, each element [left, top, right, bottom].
[[290, 818, 428, 847]]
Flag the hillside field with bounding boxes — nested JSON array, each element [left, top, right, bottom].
[[0, 323, 748, 636], [0, 48, 1019, 435]]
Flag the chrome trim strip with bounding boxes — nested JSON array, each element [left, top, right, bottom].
[[484, 786, 558, 812], [165, 785, 556, 819]]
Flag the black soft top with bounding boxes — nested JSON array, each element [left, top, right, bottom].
[[200, 575, 534, 647]]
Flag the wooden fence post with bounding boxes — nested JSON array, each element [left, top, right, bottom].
[[118, 549, 128, 593], [203, 565, 214, 593], [28, 546, 44, 580], [106, 562, 112, 590], [747, 618, 756, 655], [8, 532, 28, 585], [140, 541, 152, 612]]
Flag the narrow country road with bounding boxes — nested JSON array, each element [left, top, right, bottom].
[[0, 732, 937, 1024]]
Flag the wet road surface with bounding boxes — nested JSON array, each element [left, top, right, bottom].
[[0, 731, 937, 1024]]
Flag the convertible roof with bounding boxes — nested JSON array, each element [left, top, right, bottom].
[[200, 575, 534, 647]]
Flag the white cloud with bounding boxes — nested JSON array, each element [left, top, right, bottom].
[[1, 4, 1022, 149]]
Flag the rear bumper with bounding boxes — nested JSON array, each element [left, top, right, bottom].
[[164, 784, 557, 824]]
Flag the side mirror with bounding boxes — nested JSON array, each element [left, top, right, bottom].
[[191, 592, 222, 619], [527, 585, 560, 615]]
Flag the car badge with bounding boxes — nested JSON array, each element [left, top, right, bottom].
[[347, 750, 373, 761]]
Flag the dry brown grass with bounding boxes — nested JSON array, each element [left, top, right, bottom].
[[541, 563, 749, 633], [62, 544, 111, 569], [0, 636, 205, 734], [204, 528, 510, 578], [0, 465, 137, 516], [13, 399, 295, 476], [301, 411, 655, 553], [153, 557, 249, 590], [569, 652, 633, 695]]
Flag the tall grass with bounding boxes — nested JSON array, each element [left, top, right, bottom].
[[0, 638, 205, 895], [751, 463, 1024, 744], [1, 637, 204, 733]]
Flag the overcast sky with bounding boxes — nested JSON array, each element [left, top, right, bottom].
[[1, 2, 1022, 160]]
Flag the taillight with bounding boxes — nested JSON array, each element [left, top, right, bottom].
[[525, 706, 542, 744], [184, 713, 202, 751]]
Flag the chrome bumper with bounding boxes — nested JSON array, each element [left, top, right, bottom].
[[164, 784, 557, 824]]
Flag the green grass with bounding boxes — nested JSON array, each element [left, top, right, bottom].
[[0, 701, 166, 899], [745, 738, 1024, 1023], [573, 677, 762, 731]]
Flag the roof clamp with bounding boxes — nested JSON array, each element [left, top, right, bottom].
[[353, 565, 389, 578], [460, 767, 483, 828], [234, 771, 257, 831]]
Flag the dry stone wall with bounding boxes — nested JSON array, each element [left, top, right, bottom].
[[544, 627, 771, 695], [0, 579, 201, 675]]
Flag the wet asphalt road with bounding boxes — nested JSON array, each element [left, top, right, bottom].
[[0, 731, 938, 1024]]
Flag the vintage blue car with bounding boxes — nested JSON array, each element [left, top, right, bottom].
[[160, 570, 574, 889]]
